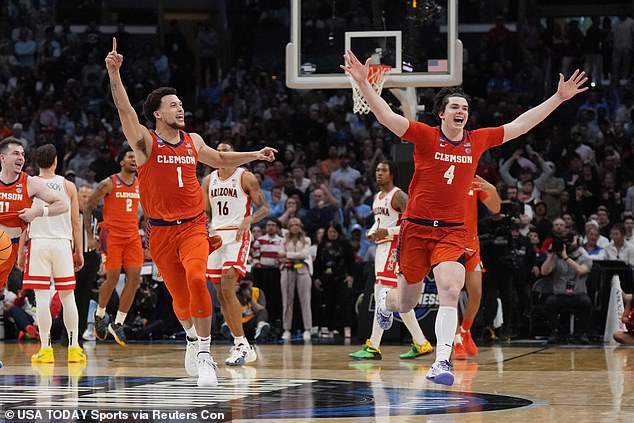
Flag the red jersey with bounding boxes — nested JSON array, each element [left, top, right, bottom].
[[401, 122, 503, 223], [102, 174, 141, 237], [0, 172, 32, 242], [137, 130, 204, 221], [465, 178, 490, 250]]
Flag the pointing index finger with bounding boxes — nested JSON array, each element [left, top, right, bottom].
[[112, 37, 117, 53]]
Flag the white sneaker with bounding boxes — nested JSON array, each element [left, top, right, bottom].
[[185, 338, 198, 376], [82, 327, 96, 342], [196, 354, 218, 387], [224, 343, 257, 366], [302, 330, 311, 341], [281, 330, 291, 341]]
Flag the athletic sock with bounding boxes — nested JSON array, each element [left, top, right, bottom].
[[115, 311, 127, 325], [96, 306, 106, 318]]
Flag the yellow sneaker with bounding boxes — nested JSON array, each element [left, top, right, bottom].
[[31, 347, 55, 363], [68, 346, 87, 363]]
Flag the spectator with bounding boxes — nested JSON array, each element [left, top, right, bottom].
[[582, 225, 607, 260], [541, 233, 593, 343], [624, 215, 634, 244], [313, 222, 355, 338], [305, 188, 341, 238], [266, 185, 286, 219], [251, 218, 284, 324], [596, 205, 612, 237], [604, 223, 634, 267], [279, 217, 313, 341]]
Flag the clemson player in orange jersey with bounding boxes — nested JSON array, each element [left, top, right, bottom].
[[105, 38, 276, 387], [343, 50, 587, 385], [453, 175, 500, 360], [83, 145, 142, 347], [0, 137, 68, 292]]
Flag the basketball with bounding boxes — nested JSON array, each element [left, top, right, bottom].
[[0, 230, 12, 262]]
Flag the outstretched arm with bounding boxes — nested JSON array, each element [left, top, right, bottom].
[[503, 70, 588, 143], [105, 37, 152, 157], [191, 133, 277, 169], [341, 50, 409, 137], [20, 176, 68, 222]]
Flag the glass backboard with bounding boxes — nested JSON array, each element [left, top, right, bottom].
[[286, 0, 462, 89]]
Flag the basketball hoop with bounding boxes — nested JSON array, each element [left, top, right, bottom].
[[349, 64, 391, 114]]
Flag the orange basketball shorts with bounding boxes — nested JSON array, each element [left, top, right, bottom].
[[464, 244, 485, 273], [397, 219, 467, 284], [147, 213, 211, 320], [101, 229, 144, 271]]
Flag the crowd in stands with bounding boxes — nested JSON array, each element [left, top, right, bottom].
[[1, 1, 634, 344]]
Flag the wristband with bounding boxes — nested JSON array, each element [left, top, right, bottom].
[[42, 205, 49, 217]]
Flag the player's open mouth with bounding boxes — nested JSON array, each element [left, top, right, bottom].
[[454, 117, 464, 124]]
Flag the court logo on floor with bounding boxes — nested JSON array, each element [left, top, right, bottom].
[[0, 374, 532, 419]]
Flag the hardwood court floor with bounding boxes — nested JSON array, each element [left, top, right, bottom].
[[0, 341, 633, 422]]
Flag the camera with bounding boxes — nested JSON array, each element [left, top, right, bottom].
[[551, 236, 566, 254]]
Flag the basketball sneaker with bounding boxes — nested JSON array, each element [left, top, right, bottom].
[[375, 288, 393, 330], [349, 339, 382, 360], [185, 338, 198, 377], [31, 347, 54, 363], [108, 323, 127, 347], [197, 353, 218, 387], [225, 343, 257, 366], [461, 330, 478, 356], [68, 346, 87, 363], [453, 342, 467, 360], [425, 360, 454, 386], [254, 322, 271, 343], [94, 313, 110, 341], [303, 330, 311, 341], [399, 340, 433, 359]]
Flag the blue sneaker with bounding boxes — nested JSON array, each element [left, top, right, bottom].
[[425, 360, 454, 386], [375, 288, 393, 330]]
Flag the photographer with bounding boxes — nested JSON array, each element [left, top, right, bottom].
[[541, 233, 594, 342], [235, 279, 271, 343]]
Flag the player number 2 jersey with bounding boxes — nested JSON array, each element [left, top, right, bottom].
[[401, 121, 504, 223], [0, 172, 32, 242], [102, 174, 141, 238], [207, 168, 251, 230], [371, 187, 401, 244]]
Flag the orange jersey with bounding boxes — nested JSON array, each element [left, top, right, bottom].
[[0, 172, 32, 242], [465, 178, 490, 250], [401, 122, 503, 223], [102, 174, 141, 238], [137, 130, 204, 222]]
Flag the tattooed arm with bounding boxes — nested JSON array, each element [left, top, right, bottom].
[[236, 171, 270, 241], [105, 37, 151, 162]]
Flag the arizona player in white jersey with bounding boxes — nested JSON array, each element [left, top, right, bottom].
[[349, 161, 433, 361], [21, 144, 86, 364], [202, 143, 270, 366]]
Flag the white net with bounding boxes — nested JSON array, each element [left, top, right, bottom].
[[349, 65, 391, 114]]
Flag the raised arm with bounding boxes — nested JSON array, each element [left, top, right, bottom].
[[191, 133, 277, 169], [83, 177, 112, 245], [20, 176, 68, 222], [236, 171, 270, 241], [341, 50, 409, 137], [502, 70, 588, 143], [105, 37, 152, 160]]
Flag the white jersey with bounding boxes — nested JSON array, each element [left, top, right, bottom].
[[207, 168, 251, 230], [29, 175, 72, 240], [371, 187, 402, 244]]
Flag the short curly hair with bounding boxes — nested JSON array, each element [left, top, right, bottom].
[[432, 87, 469, 119], [142, 86, 178, 125]]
